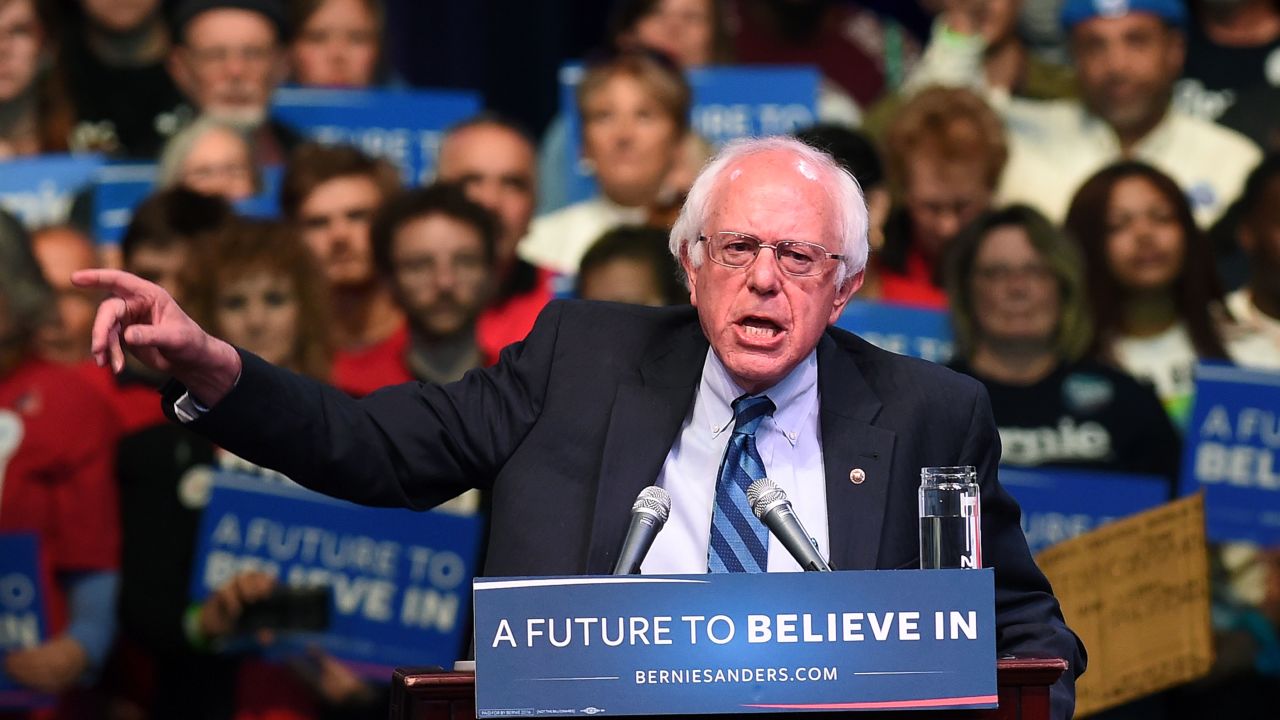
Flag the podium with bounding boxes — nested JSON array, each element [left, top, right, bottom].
[[390, 658, 1067, 720]]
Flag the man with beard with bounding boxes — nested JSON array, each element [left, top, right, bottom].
[[371, 184, 498, 384], [280, 142, 405, 395], [166, 0, 298, 165], [902, 0, 1260, 226]]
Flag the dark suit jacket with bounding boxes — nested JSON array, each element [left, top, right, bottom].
[[167, 300, 1085, 716]]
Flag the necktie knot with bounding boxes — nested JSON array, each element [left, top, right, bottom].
[[731, 395, 775, 437]]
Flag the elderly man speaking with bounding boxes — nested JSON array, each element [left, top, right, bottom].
[[76, 136, 1084, 716]]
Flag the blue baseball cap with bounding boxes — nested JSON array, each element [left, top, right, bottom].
[[1060, 0, 1187, 31]]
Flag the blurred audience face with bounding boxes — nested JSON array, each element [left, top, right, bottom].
[[180, 125, 255, 200], [126, 244, 189, 302], [389, 213, 491, 338], [903, 158, 993, 260], [1104, 175, 1185, 291], [291, 0, 379, 87], [0, 0, 42, 104], [1071, 13, 1184, 138], [1240, 173, 1280, 302], [170, 9, 286, 126], [32, 227, 99, 363], [82, 0, 161, 33], [437, 123, 536, 267], [298, 175, 383, 288], [214, 268, 300, 368], [582, 73, 682, 207], [579, 257, 667, 306], [970, 224, 1059, 347], [628, 0, 714, 68]]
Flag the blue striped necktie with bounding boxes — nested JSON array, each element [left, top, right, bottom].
[[708, 394, 776, 573]]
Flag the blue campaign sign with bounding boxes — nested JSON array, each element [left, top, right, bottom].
[[271, 87, 481, 185], [474, 570, 996, 717], [189, 472, 484, 678], [91, 163, 155, 245], [91, 164, 284, 245], [559, 64, 820, 204], [0, 533, 54, 709], [0, 154, 104, 228], [1180, 363, 1280, 544], [999, 468, 1170, 554], [835, 300, 954, 363]]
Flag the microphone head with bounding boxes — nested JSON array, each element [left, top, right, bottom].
[[747, 478, 787, 519], [633, 485, 672, 524]]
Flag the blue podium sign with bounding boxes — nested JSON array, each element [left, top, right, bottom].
[[474, 570, 996, 717], [999, 468, 1170, 554], [1180, 363, 1280, 544], [190, 472, 483, 678], [0, 533, 53, 709], [835, 301, 953, 363], [0, 154, 103, 228], [559, 64, 820, 205], [271, 87, 481, 185]]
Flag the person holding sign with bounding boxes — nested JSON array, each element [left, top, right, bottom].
[[944, 204, 1181, 487], [76, 135, 1085, 718], [0, 212, 120, 705]]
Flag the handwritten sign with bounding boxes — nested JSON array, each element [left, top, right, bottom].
[[1035, 495, 1212, 716]]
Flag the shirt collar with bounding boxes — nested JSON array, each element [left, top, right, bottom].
[[701, 347, 819, 447]]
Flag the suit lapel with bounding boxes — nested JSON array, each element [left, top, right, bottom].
[[818, 334, 897, 571], [585, 323, 707, 573]]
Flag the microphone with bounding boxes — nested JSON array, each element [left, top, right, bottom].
[[747, 478, 832, 572], [612, 486, 672, 575]]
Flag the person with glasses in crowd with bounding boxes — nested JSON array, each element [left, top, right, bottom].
[[945, 204, 1181, 489]]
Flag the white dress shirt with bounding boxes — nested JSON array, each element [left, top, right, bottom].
[[642, 348, 829, 574]]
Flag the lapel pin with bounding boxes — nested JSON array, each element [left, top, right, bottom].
[[849, 468, 866, 484]]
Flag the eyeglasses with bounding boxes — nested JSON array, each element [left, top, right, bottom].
[[698, 231, 844, 277]]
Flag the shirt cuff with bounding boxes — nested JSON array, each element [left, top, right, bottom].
[[172, 372, 240, 423]]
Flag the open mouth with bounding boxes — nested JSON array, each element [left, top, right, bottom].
[[736, 316, 785, 342]]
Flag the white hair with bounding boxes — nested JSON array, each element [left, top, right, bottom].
[[157, 115, 253, 189], [668, 135, 869, 287]]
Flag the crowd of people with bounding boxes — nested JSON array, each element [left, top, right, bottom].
[[2, 0, 1280, 718]]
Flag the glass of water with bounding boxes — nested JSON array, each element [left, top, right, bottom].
[[918, 466, 982, 570]]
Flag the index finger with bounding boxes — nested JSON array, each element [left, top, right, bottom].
[[72, 269, 163, 300]]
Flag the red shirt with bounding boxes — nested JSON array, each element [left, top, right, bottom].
[[0, 357, 120, 632], [476, 267, 553, 362], [331, 322, 414, 397], [878, 248, 948, 310], [73, 361, 167, 434]]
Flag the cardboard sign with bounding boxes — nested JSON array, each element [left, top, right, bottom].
[[0, 533, 53, 709], [474, 570, 996, 717], [189, 472, 484, 678], [1180, 363, 1280, 544], [835, 300, 953, 363], [1000, 468, 1169, 554], [558, 65, 820, 205], [1035, 495, 1212, 716], [0, 154, 103, 228], [271, 87, 481, 185]]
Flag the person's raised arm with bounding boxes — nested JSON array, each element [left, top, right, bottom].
[[72, 269, 241, 406]]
